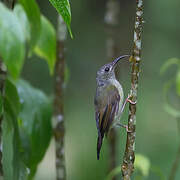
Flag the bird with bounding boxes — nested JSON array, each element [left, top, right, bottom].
[[94, 55, 134, 160]]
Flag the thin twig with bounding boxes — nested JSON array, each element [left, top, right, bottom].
[[3, 0, 15, 9], [12, 0, 16, 9], [53, 15, 67, 180], [108, 130, 117, 180], [121, 0, 144, 179], [169, 142, 180, 180], [168, 119, 180, 180], [104, 0, 120, 179]]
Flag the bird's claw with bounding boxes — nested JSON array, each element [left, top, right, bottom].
[[125, 125, 133, 133], [127, 95, 137, 105], [117, 123, 132, 133]]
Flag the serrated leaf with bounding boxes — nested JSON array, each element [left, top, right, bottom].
[[0, 3, 25, 79], [34, 15, 56, 75], [16, 80, 52, 179], [160, 58, 180, 75], [19, 0, 41, 52], [176, 70, 180, 96], [14, 4, 30, 41], [49, 0, 73, 38], [2, 79, 28, 180], [135, 154, 151, 177]]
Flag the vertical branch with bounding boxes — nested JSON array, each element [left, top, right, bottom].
[[53, 15, 67, 180], [108, 130, 117, 179], [2, 0, 16, 9], [169, 142, 180, 180], [168, 119, 180, 180], [104, 0, 120, 178], [121, 0, 144, 179], [105, 0, 120, 60]]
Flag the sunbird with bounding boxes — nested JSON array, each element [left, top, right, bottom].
[[94, 55, 135, 160]]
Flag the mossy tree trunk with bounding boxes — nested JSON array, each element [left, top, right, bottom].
[[104, 0, 120, 179], [53, 15, 67, 180], [121, 0, 144, 179]]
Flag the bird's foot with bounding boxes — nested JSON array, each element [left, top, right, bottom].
[[117, 123, 132, 133], [127, 95, 137, 105]]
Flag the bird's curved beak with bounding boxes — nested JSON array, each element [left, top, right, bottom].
[[112, 55, 130, 68]]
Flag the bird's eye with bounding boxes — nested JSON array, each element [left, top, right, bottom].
[[105, 67, 110, 72]]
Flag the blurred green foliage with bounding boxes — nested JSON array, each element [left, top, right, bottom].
[[0, 1, 56, 78], [2, 78, 52, 180], [161, 58, 180, 118], [0, 3, 25, 79], [135, 154, 151, 177], [19, 0, 41, 52], [2, 79, 26, 180], [0, 0, 71, 179], [34, 15, 56, 75], [0, 0, 73, 178], [17, 80, 52, 179]]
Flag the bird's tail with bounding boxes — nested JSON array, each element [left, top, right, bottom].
[[97, 134, 104, 160]]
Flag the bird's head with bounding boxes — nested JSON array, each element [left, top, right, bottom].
[[96, 55, 129, 83]]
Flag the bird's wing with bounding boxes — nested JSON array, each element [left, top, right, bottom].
[[95, 85, 120, 159]]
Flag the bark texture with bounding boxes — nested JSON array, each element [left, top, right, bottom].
[[104, 0, 120, 179], [53, 15, 67, 180], [121, 0, 144, 179]]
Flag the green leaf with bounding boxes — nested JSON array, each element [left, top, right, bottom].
[[176, 69, 180, 96], [14, 4, 30, 41], [2, 79, 28, 180], [19, 0, 41, 52], [34, 15, 56, 75], [49, 0, 73, 38], [16, 80, 52, 179], [4, 79, 20, 116], [0, 3, 25, 79], [134, 154, 151, 177], [2, 114, 15, 180], [160, 58, 180, 75]]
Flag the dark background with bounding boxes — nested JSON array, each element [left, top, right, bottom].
[[22, 0, 180, 179]]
